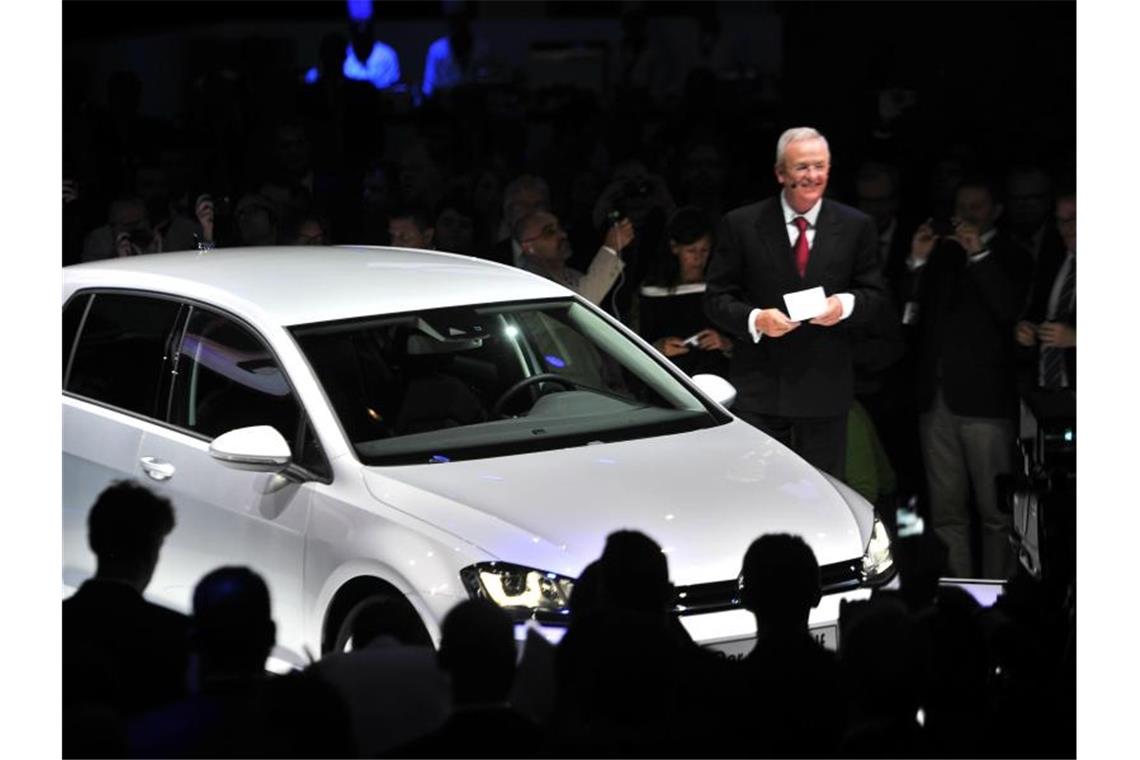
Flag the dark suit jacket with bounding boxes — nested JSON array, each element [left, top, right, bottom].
[[704, 196, 886, 418], [914, 233, 1033, 418], [63, 579, 191, 716], [1019, 246, 1077, 390]]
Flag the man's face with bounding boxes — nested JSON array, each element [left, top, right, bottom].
[[954, 185, 1001, 233], [775, 138, 830, 213], [388, 217, 432, 249], [1055, 197, 1076, 253], [520, 211, 570, 263], [1006, 171, 1052, 232], [855, 174, 899, 232], [435, 208, 474, 254]]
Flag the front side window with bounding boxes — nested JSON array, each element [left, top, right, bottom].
[[170, 308, 302, 453], [65, 292, 182, 417], [292, 299, 727, 465]]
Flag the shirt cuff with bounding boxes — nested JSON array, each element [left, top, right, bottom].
[[968, 248, 992, 264], [837, 292, 854, 320], [906, 256, 928, 271], [599, 245, 619, 258], [748, 308, 764, 343]]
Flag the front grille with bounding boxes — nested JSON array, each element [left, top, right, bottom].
[[671, 557, 864, 616]]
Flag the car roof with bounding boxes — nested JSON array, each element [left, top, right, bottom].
[[63, 246, 573, 326]]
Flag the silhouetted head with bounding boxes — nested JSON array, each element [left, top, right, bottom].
[[388, 203, 436, 248], [87, 480, 175, 592], [568, 560, 604, 623], [434, 194, 476, 254], [839, 593, 928, 720], [437, 599, 517, 705], [740, 534, 821, 630], [600, 529, 672, 616], [349, 597, 431, 648], [191, 566, 276, 679]]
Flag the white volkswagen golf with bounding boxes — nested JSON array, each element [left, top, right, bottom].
[[63, 246, 893, 670]]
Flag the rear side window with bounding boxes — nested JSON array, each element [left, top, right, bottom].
[[169, 308, 302, 450], [66, 293, 182, 417], [62, 294, 90, 383]]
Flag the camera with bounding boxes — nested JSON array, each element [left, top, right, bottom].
[[1001, 389, 1075, 582], [929, 217, 956, 237]]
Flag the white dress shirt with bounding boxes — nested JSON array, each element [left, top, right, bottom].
[[747, 193, 855, 342]]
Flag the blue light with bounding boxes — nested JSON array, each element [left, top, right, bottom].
[[1064, 429, 1074, 442], [346, 0, 373, 22], [429, 454, 450, 463], [304, 66, 320, 85], [544, 354, 566, 369], [343, 41, 401, 90]]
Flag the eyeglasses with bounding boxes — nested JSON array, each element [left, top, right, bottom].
[[520, 223, 564, 245]]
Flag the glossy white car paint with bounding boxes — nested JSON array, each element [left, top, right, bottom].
[[63, 246, 882, 665]]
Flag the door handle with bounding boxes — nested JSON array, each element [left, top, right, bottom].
[[139, 457, 176, 481]]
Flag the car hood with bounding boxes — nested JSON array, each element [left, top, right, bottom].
[[362, 419, 869, 585]]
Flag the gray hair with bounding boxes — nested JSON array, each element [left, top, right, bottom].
[[775, 127, 830, 170]]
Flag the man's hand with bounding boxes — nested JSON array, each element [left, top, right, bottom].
[[195, 194, 216, 243], [1015, 320, 1038, 346], [655, 337, 691, 357], [63, 179, 79, 204], [809, 295, 844, 327], [603, 217, 635, 253], [755, 309, 801, 338], [1038, 322, 1076, 348], [911, 220, 937, 263], [950, 220, 984, 255]]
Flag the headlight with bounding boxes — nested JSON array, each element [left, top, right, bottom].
[[861, 514, 895, 585], [460, 562, 575, 622]]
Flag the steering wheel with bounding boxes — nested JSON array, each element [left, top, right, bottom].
[[491, 373, 579, 417]]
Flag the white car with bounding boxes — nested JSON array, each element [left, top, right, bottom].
[[63, 246, 893, 670]]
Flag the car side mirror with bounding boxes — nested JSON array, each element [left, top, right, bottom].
[[209, 425, 292, 472], [690, 374, 737, 409]]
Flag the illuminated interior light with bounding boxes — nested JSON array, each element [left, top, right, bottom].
[[367, 407, 382, 421], [504, 325, 520, 339], [544, 354, 566, 369]]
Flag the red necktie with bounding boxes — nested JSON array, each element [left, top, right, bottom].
[[793, 216, 810, 277]]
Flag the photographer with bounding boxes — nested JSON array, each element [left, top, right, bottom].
[[590, 160, 675, 322], [514, 209, 634, 307], [81, 197, 161, 261], [908, 177, 1032, 579]]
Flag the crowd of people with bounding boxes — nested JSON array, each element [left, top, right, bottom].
[[62, 6, 1077, 755], [64, 480, 1074, 758]]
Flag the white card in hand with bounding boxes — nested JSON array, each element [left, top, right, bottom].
[[783, 286, 828, 322]]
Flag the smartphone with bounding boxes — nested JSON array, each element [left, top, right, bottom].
[[683, 331, 704, 347]]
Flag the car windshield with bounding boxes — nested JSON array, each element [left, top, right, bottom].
[[290, 298, 727, 465]]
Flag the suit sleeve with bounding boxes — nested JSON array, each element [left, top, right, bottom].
[[576, 247, 625, 306], [844, 215, 889, 329], [965, 243, 1032, 325], [703, 213, 755, 338]]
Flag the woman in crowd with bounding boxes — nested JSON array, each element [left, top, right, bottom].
[[637, 206, 731, 377]]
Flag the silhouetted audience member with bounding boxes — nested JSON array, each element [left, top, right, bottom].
[[390, 600, 539, 758], [311, 598, 449, 757], [130, 566, 353, 758], [838, 594, 932, 758], [734, 534, 845, 758], [63, 481, 189, 758]]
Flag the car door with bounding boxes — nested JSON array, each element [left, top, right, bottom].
[[135, 304, 321, 666], [63, 291, 185, 595]]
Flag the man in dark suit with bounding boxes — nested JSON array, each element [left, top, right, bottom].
[[909, 177, 1033, 578], [1016, 191, 1076, 390], [705, 127, 886, 476]]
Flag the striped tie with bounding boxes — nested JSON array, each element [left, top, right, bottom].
[[1041, 261, 1075, 388]]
